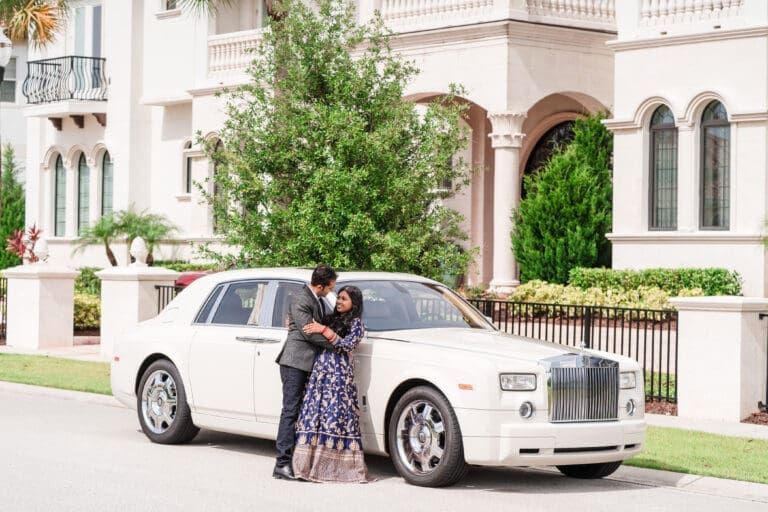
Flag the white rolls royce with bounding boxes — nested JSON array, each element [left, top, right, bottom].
[[111, 268, 646, 487]]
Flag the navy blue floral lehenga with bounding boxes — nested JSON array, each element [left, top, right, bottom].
[[292, 317, 369, 483]]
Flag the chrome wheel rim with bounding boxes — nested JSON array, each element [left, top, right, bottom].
[[395, 399, 445, 475], [141, 369, 178, 435]]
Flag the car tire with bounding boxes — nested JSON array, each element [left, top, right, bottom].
[[556, 461, 622, 479], [137, 359, 199, 444], [387, 385, 468, 487]]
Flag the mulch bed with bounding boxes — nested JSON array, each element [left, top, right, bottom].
[[645, 399, 768, 426]]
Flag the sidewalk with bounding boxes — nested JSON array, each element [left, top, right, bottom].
[[0, 341, 109, 362]]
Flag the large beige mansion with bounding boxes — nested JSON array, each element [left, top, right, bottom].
[[4, 0, 768, 295]]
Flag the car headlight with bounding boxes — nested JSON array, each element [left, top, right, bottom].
[[620, 371, 637, 390], [500, 373, 536, 391]]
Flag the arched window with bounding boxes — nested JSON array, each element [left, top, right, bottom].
[[212, 140, 223, 234], [649, 105, 677, 230], [77, 153, 90, 235], [183, 140, 193, 194], [54, 155, 66, 237], [700, 101, 730, 229], [522, 121, 575, 199], [101, 151, 113, 216]]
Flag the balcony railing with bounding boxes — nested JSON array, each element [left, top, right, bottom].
[[640, 0, 744, 26], [526, 0, 615, 22], [208, 29, 264, 76], [22, 56, 107, 105]]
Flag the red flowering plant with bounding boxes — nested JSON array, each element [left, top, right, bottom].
[[6, 225, 45, 263]]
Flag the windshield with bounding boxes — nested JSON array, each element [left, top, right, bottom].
[[337, 280, 494, 332]]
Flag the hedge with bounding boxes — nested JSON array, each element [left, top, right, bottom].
[[567, 267, 742, 296], [75, 267, 102, 296], [509, 280, 705, 311], [153, 260, 220, 273], [74, 293, 101, 330]]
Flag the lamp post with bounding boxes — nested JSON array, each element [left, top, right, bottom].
[[0, 29, 12, 214]]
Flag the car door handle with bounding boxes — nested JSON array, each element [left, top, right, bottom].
[[236, 336, 281, 344]]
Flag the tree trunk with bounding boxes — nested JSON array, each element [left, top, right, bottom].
[[104, 240, 118, 266]]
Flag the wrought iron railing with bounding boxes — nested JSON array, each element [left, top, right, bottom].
[[23, 56, 108, 104], [467, 299, 678, 403], [0, 277, 6, 343], [155, 285, 183, 314]]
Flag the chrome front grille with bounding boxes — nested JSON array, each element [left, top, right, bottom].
[[549, 363, 619, 423]]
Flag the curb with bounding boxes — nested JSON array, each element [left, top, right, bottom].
[[0, 380, 122, 408]]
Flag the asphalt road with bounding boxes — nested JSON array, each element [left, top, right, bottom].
[[1, 383, 767, 512]]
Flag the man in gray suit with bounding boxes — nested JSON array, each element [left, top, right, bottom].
[[273, 264, 337, 480]]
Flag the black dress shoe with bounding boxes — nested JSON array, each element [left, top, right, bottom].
[[272, 464, 296, 480]]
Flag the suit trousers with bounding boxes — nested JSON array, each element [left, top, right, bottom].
[[275, 365, 309, 467]]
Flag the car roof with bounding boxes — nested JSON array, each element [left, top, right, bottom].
[[198, 267, 439, 287]]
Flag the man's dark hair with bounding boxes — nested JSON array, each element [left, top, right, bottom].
[[311, 264, 337, 286]]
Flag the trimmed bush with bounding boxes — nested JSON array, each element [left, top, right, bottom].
[[153, 260, 220, 273], [512, 113, 613, 284], [509, 280, 705, 312], [75, 267, 102, 296], [74, 293, 101, 330], [568, 267, 742, 296]]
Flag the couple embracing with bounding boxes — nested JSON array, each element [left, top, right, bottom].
[[272, 264, 370, 483]]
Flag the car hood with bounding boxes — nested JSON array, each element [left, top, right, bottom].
[[367, 327, 593, 365]]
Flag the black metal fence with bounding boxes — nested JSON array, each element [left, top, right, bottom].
[[468, 299, 678, 403], [155, 285, 182, 314], [0, 277, 6, 343], [23, 56, 108, 104]]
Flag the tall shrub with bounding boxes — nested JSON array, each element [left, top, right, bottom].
[[512, 113, 613, 284], [0, 144, 25, 269]]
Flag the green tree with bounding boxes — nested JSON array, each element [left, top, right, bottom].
[[512, 113, 613, 284], [0, 143, 25, 269], [205, 0, 472, 281]]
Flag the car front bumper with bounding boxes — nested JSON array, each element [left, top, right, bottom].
[[456, 408, 646, 466]]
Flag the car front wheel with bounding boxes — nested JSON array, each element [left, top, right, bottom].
[[557, 461, 622, 479], [137, 359, 199, 444], [387, 386, 468, 487]]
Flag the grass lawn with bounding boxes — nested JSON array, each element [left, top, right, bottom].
[[0, 353, 111, 395], [1, 354, 766, 485], [625, 425, 768, 485]]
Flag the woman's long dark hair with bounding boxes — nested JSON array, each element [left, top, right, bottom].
[[326, 286, 364, 339]]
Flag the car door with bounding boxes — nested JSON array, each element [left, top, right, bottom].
[[189, 280, 271, 422], [251, 280, 305, 426]]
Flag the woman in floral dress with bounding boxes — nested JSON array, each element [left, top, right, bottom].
[[292, 285, 369, 483]]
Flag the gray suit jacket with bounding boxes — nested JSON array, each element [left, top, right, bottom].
[[275, 284, 335, 372]]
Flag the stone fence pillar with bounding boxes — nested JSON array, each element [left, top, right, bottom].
[[669, 296, 768, 422], [4, 263, 79, 350], [96, 238, 178, 358]]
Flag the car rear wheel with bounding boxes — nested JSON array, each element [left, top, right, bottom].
[[556, 461, 622, 479], [137, 359, 199, 444], [387, 386, 468, 487]]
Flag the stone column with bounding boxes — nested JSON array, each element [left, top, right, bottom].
[[487, 112, 526, 293], [96, 238, 179, 358], [669, 296, 768, 422], [4, 243, 79, 350]]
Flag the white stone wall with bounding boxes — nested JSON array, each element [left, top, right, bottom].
[[609, 0, 768, 296]]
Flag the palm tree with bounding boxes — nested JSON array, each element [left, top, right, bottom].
[[0, 1, 70, 48], [72, 212, 121, 266], [118, 208, 178, 266]]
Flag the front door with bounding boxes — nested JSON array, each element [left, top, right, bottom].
[[252, 280, 305, 428]]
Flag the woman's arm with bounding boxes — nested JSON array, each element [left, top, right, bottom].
[[332, 318, 364, 353]]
